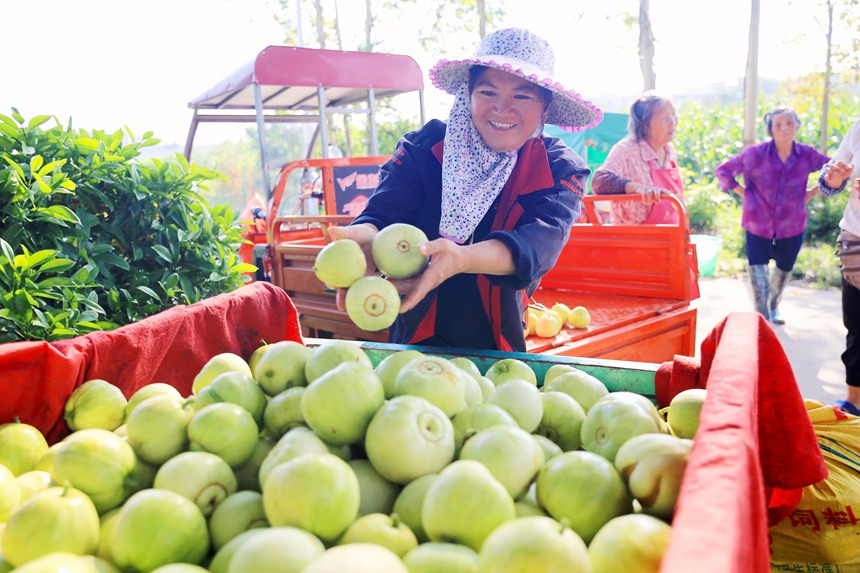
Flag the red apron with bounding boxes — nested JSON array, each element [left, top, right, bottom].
[[643, 160, 683, 224], [645, 160, 700, 299]]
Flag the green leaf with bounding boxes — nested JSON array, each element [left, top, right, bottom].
[[232, 263, 258, 274], [35, 175, 52, 194], [39, 258, 76, 273], [21, 249, 59, 271], [74, 138, 101, 152], [0, 112, 18, 127], [38, 159, 67, 176], [30, 155, 44, 172], [2, 156, 27, 181], [48, 310, 71, 324], [96, 253, 131, 270], [136, 286, 160, 300], [0, 239, 14, 263], [39, 205, 81, 224], [49, 328, 78, 338], [151, 245, 173, 263], [30, 290, 63, 303], [0, 123, 20, 139], [9, 291, 34, 319], [178, 274, 194, 302], [73, 266, 91, 282], [37, 277, 78, 288], [27, 115, 52, 129]]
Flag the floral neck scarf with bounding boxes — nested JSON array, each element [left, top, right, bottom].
[[440, 84, 542, 244]]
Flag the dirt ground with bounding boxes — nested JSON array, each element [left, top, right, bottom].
[[693, 276, 848, 405]]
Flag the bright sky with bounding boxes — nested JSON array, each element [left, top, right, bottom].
[[1, 0, 832, 147]]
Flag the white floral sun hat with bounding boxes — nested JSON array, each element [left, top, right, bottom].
[[429, 27, 603, 132]]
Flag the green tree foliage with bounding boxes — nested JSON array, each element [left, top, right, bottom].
[[197, 123, 308, 209], [0, 109, 254, 342]]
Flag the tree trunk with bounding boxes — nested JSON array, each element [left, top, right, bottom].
[[639, 0, 656, 91], [314, 0, 325, 48], [333, 0, 343, 48], [295, 0, 305, 47], [821, 0, 834, 152], [330, 0, 353, 157], [743, 0, 760, 149], [364, 0, 373, 51], [477, 0, 487, 39]]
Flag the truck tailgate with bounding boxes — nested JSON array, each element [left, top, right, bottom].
[[526, 288, 697, 362]]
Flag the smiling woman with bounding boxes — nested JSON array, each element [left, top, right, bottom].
[[326, 27, 601, 353], [468, 67, 553, 153]]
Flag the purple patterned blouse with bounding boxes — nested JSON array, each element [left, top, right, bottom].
[[715, 140, 831, 239]]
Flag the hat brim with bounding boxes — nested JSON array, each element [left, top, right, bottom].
[[429, 56, 603, 133]]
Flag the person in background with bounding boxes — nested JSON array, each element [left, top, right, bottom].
[[591, 92, 699, 299], [327, 28, 601, 352], [591, 92, 685, 225], [818, 119, 860, 414], [715, 107, 847, 325]]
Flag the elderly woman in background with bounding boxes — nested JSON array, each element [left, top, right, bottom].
[[716, 107, 845, 325], [591, 92, 685, 225]]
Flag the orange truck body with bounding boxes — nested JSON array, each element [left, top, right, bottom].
[[263, 157, 698, 363]]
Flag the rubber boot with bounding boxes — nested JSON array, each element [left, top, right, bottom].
[[748, 264, 770, 319], [769, 268, 791, 325]]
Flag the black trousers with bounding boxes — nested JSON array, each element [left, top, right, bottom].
[[843, 277, 860, 388]]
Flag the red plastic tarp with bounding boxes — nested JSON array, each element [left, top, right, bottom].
[[0, 282, 303, 443]]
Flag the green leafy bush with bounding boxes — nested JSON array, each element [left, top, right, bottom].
[[0, 109, 254, 342]]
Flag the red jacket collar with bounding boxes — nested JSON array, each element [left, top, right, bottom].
[[431, 137, 554, 197]]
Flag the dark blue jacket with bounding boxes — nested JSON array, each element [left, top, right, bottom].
[[354, 119, 589, 352]]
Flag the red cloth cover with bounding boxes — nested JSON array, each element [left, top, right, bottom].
[[0, 282, 303, 443], [660, 311, 828, 573], [655, 353, 704, 408]]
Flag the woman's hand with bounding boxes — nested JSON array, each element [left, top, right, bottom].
[[328, 223, 378, 311], [328, 223, 378, 253], [632, 182, 663, 205], [392, 237, 516, 313], [823, 160, 854, 189], [393, 238, 468, 313]]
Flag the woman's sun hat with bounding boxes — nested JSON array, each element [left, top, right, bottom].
[[429, 27, 603, 132]]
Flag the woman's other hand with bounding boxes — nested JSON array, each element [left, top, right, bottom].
[[328, 222, 378, 248], [633, 183, 663, 205], [393, 237, 516, 313], [394, 238, 467, 313], [823, 160, 854, 189], [328, 223, 378, 311]]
